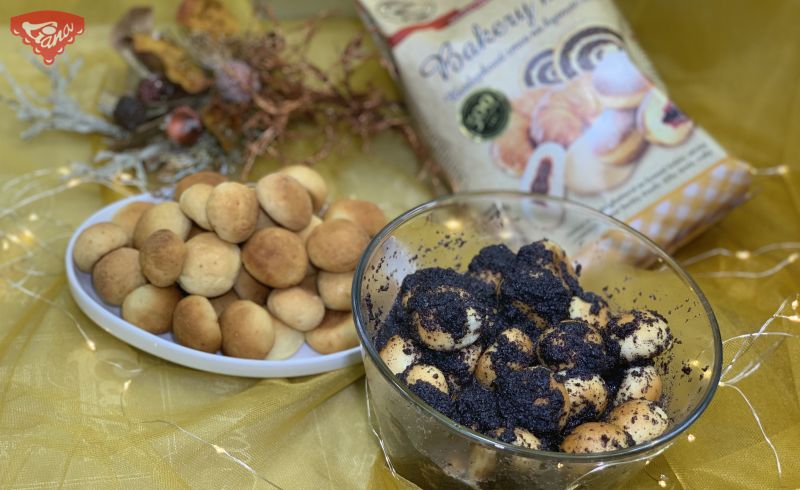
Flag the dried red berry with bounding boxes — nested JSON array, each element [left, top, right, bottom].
[[112, 95, 147, 131], [136, 75, 177, 105], [166, 106, 203, 146]]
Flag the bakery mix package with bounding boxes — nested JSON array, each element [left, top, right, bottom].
[[357, 0, 751, 255]]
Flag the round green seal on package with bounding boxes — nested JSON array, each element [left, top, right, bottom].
[[459, 89, 510, 140]]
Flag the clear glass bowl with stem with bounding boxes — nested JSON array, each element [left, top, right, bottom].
[[352, 192, 721, 490]]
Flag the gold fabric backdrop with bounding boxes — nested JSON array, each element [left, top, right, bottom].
[[0, 0, 798, 488]]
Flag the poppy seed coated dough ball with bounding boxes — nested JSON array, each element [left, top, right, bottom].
[[206, 182, 260, 243], [607, 400, 669, 444], [379, 335, 421, 375], [612, 310, 673, 362], [279, 165, 328, 212], [256, 173, 313, 231], [220, 300, 274, 359], [111, 201, 154, 240], [615, 365, 663, 404], [179, 183, 214, 230], [139, 229, 186, 287], [92, 247, 147, 306], [121, 284, 182, 334], [306, 219, 370, 272], [173, 171, 228, 201], [561, 422, 631, 453], [406, 364, 449, 394], [561, 373, 609, 418], [242, 227, 308, 288], [323, 198, 387, 237], [178, 232, 241, 297], [266, 286, 326, 332], [172, 295, 222, 353], [133, 201, 191, 249], [73, 222, 130, 272]]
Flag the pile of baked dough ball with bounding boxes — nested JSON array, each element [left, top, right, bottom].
[[494, 50, 695, 197], [375, 239, 674, 453], [73, 166, 386, 360]]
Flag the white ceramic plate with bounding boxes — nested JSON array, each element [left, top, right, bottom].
[[65, 194, 362, 378]]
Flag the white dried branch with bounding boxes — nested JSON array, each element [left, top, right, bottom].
[[0, 55, 124, 140]]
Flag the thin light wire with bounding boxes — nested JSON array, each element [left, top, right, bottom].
[[719, 383, 782, 479]]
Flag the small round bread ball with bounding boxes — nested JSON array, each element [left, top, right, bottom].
[[379, 335, 421, 375], [317, 270, 354, 311], [406, 364, 449, 394], [265, 316, 305, 360], [305, 309, 359, 354], [607, 400, 669, 445], [174, 171, 227, 201], [475, 327, 534, 388], [491, 427, 542, 450], [296, 215, 322, 244], [536, 320, 608, 372], [242, 227, 308, 289], [112, 201, 154, 240], [233, 267, 270, 304], [611, 310, 673, 362], [413, 300, 484, 352], [133, 202, 191, 249], [139, 229, 186, 287], [306, 219, 370, 273], [172, 295, 222, 353], [178, 183, 213, 230], [209, 290, 239, 317], [219, 300, 275, 359], [266, 286, 325, 332], [516, 239, 577, 288], [560, 372, 609, 418], [73, 222, 130, 272], [255, 209, 277, 231], [206, 182, 260, 243], [92, 247, 147, 306], [121, 284, 182, 334], [323, 198, 387, 237], [569, 295, 611, 329], [179, 232, 241, 297], [561, 422, 631, 453], [255, 173, 313, 231], [615, 365, 663, 404], [280, 165, 328, 211]]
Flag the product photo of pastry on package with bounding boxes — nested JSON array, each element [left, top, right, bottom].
[[357, 0, 752, 256]]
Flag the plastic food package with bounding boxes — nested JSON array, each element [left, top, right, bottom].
[[357, 0, 751, 255]]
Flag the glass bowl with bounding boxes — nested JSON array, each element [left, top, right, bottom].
[[352, 192, 721, 489]]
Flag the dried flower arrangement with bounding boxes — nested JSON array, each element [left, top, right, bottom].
[[0, 0, 445, 193]]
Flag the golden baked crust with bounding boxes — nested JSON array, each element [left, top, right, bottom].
[[178, 232, 241, 297], [172, 295, 222, 353], [133, 202, 191, 249], [92, 247, 147, 306], [173, 171, 228, 201], [73, 222, 130, 273], [121, 284, 182, 334], [323, 199, 387, 237], [206, 182, 260, 243], [306, 219, 370, 273], [255, 173, 313, 231], [242, 227, 308, 288], [139, 229, 186, 287]]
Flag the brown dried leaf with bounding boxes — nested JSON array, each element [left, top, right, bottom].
[[201, 102, 241, 151], [177, 0, 238, 38], [132, 33, 210, 94], [110, 7, 153, 52]]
